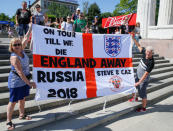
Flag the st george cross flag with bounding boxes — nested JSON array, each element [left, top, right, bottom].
[[32, 24, 135, 101]]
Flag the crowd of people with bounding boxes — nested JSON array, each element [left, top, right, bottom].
[[15, 1, 100, 38], [5, 1, 155, 130]]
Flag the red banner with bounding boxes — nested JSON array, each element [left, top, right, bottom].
[[102, 13, 137, 28]]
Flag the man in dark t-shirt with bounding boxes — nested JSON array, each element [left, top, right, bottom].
[[91, 16, 99, 34], [120, 21, 129, 34], [129, 36, 155, 112], [16, 1, 31, 38], [120, 24, 126, 34]]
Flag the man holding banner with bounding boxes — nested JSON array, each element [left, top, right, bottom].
[[129, 36, 155, 112]]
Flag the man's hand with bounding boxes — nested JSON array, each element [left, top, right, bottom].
[[135, 81, 140, 87], [29, 82, 36, 88]]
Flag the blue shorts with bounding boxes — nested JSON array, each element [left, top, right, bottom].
[[18, 24, 29, 36], [135, 77, 148, 99], [9, 85, 30, 102]]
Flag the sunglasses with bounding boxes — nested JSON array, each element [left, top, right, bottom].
[[13, 43, 21, 47]]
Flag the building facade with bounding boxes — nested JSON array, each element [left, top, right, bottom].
[[137, 0, 173, 60], [137, 0, 173, 39], [30, 0, 78, 15]]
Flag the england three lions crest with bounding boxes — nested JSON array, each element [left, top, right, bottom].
[[104, 36, 122, 57], [109, 75, 123, 92]]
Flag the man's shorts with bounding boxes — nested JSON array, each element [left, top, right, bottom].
[[135, 77, 149, 99], [18, 24, 29, 36]]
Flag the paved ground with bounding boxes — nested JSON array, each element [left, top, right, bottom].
[[30, 95, 173, 131], [91, 95, 173, 131]]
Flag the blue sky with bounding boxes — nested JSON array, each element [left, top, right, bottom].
[[0, 0, 120, 17]]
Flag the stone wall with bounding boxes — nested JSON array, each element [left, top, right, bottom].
[[140, 39, 173, 60], [148, 25, 173, 39]]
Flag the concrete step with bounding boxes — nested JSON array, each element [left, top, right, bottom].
[[0, 96, 85, 121], [133, 54, 159, 58], [149, 71, 173, 82], [0, 49, 31, 54], [0, 64, 33, 73], [0, 89, 36, 106], [133, 59, 170, 67], [0, 81, 172, 130], [90, 95, 173, 131], [0, 59, 33, 66], [0, 35, 9, 39], [0, 70, 33, 83], [133, 66, 173, 75], [132, 56, 164, 62], [0, 82, 9, 93], [0, 44, 10, 49], [30, 85, 173, 131], [0, 53, 32, 60], [0, 38, 12, 42], [153, 62, 173, 69], [150, 66, 173, 75]]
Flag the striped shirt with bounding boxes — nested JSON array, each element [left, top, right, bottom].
[[139, 47, 155, 73]]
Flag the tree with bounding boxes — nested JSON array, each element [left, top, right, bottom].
[[0, 13, 10, 21], [87, 3, 101, 23], [47, 2, 71, 18], [101, 12, 112, 18], [83, 1, 89, 16], [10, 15, 16, 24], [113, 0, 137, 16]]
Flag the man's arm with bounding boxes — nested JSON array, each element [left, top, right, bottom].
[[15, 15, 18, 26], [135, 71, 149, 87], [132, 35, 143, 52], [22, 23, 32, 49]]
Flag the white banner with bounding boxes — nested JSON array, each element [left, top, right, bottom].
[[32, 24, 135, 101]]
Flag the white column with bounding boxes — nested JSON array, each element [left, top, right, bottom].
[[136, 0, 156, 39], [157, 0, 173, 25], [148, 0, 156, 26]]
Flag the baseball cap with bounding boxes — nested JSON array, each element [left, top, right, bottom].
[[35, 4, 40, 8], [76, 8, 80, 11]]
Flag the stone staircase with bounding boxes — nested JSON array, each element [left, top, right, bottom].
[[0, 38, 173, 130]]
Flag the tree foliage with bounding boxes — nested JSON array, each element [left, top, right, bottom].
[[113, 0, 137, 16], [83, 1, 89, 16], [0, 13, 10, 21], [87, 3, 101, 22], [101, 12, 112, 18], [47, 2, 71, 18], [10, 15, 16, 23]]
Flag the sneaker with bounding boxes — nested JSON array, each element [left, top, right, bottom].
[[136, 107, 146, 112], [128, 97, 138, 102]]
